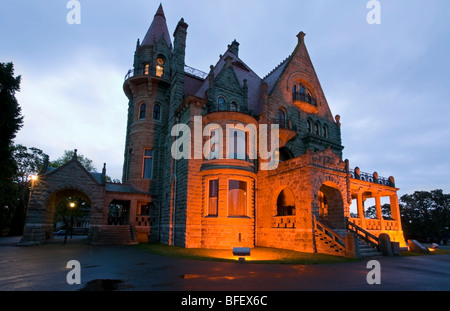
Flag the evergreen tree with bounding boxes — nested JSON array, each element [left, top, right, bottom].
[[0, 62, 24, 236]]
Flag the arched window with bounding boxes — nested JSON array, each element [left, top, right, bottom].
[[156, 57, 165, 77], [307, 120, 312, 133], [323, 124, 328, 138], [153, 104, 161, 120], [277, 108, 287, 128], [292, 82, 315, 105], [218, 96, 226, 111], [276, 188, 296, 216], [314, 122, 320, 135], [144, 63, 150, 75], [139, 103, 146, 119], [230, 101, 238, 112]]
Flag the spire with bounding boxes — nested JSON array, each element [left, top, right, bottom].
[[141, 4, 171, 47]]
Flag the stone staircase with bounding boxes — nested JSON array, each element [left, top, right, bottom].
[[356, 237, 383, 257], [91, 225, 138, 246]]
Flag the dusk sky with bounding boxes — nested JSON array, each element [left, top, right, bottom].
[[1, 0, 449, 197]]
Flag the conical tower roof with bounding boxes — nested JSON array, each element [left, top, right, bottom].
[[141, 4, 171, 47]]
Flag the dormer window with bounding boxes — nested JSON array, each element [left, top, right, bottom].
[[218, 96, 226, 111], [156, 57, 165, 77], [230, 101, 238, 112]]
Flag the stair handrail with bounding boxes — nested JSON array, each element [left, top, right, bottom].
[[313, 215, 345, 248], [346, 218, 378, 248]]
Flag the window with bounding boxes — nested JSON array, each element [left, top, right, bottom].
[[143, 149, 153, 179], [139, 103, 146, 119], [323, 124, 328, 138], [307, 120, 312, 133], [156, 57, 165, 77], [138, 204, 150, 216], [276, 188, 296, 216], [314, 122, 320, 135], [144, 63, 150, 75], [230, 101, 238, 112], [208, 179, 219, 216], [228, 180, 247, 217], [206, 127, 221, 160], [218, 96, 226, 111], [277, 108, 287, 128], [292, 82, 315, 105], [153, 104, 161, 120], [228, 128, 247, 160]]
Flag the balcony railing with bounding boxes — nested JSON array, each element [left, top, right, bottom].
[[124, 65, 208, 81], [349, 169, 395, 187], [292, 92, 316, 106]]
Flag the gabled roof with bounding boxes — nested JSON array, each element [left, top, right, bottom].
[[141, 4, 171, 47], [194, 49, 263, 114]]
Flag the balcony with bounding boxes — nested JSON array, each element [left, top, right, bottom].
[[272, 118, 297, 146], [292, 92, 318, 114], [349, 169, 395, 187]]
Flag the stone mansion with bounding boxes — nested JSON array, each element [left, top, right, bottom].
[[20, 4, 406, 257]]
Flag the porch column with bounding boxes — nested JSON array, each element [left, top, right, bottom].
[[130, 200, 138, 226], [375, 195, 385, 230], [389, 194, 402, 231], [356, 192, 365, 228]]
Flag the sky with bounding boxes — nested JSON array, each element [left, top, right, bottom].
[[1, 0, 450, 197]]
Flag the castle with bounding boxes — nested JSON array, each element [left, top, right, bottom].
[[20, 4, 406, 257]]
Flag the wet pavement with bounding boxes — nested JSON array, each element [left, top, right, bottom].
[[1, 236, 450, 292]]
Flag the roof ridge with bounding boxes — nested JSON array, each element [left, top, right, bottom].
[[263, 54, 292, 80]]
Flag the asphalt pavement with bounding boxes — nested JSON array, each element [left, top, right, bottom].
[[1, 235, 449, 292]]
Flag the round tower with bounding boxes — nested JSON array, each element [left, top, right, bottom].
[[122, 4, 172, 192]]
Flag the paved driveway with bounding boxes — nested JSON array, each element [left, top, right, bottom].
[[1, 236, 449, 292]]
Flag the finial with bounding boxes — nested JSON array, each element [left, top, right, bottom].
[[73, 149, 78, 160], [297, 31, 306, 43]]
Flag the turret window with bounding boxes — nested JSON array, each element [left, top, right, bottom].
[[153, 104, 161, 120], [156, 57, 165, 77], [139, 103, 146, 119], [144, 63, 150, 75], [142, 149, 153, 179]]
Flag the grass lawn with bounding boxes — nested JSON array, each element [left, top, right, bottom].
[[136, 243, 359, 265]]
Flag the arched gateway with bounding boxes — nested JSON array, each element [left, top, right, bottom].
[[19, 151, 152, 246]]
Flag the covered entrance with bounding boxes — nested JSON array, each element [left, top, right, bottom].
[[318, 183, 345, 229], [108, 200, 130, 225]]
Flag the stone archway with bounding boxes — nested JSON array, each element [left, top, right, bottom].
[[318, 183, 345, 229], [48, 188, 92, 234], [19, 159, 106, 245]]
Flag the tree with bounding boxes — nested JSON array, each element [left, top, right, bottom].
[[400, 190, 450, 243], [365, 203, 392, 220], [54, 196, 89, 245], [0, 62, 24, 236], [9, 145, 48, 235], [50, 149, 96, 172]]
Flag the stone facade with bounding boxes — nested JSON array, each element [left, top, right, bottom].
[[20, 4, 406, 255]]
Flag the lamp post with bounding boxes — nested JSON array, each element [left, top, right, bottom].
[[69, 202, 75, 239], [26, 175, 38, 216]]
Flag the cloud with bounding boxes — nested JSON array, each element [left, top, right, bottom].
[[15, 47, 127, 179]]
